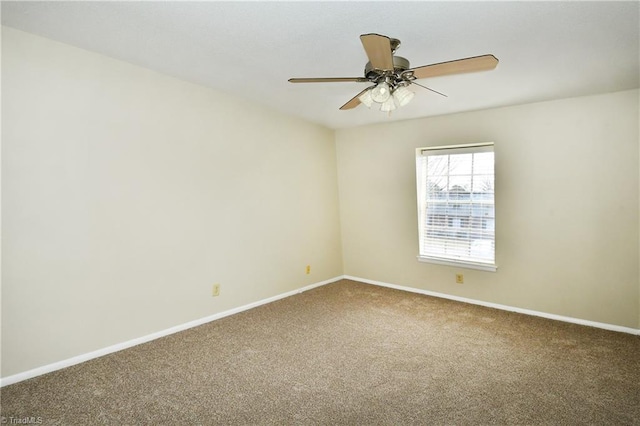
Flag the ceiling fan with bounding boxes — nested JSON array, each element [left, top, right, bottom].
[[288, 33, 498, 112]]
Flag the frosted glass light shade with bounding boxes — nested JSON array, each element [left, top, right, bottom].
[[393, 86, 415, 107], [358, 89, 373, 108], [370, 82, 391, 103], [380, 96, 397, 112]]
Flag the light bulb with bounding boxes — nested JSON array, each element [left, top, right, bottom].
[[358, 89, 373, 108], [370, 82, 391, 103], [380, 96, 397, 112], [392, 86, 415, 107]]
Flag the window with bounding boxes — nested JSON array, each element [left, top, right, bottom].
[[415, 143, 496, 271]]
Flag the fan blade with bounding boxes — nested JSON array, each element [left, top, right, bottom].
[[410, 55, 498, 79], [339, 88, 370, 110], [360, 33, 394, 71], [289, 77, 368, 83]]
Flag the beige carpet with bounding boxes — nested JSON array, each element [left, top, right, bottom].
[[1, 279, 639, 425]]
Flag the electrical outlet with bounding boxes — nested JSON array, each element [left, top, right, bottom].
[[305, 265, 311, 275], [212, 284, 220, 297], [456, 274, 464, 284]]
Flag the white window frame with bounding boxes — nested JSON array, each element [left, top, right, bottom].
[[415, 142, 497, 272]]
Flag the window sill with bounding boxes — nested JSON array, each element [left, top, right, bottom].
[[417, 256, 497, 272]]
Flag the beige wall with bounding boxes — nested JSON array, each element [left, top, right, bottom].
[[336, 89, 639, 329], [1, 27, 343, 377]]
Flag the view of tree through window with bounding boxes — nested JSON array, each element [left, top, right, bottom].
[[416, 144, 495, 268]]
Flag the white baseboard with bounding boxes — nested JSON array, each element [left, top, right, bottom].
[[344, 275, 640, 336], [0, 276, 342, 387]]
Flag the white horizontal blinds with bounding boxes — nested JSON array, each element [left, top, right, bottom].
[[418, 144, 495, 265]]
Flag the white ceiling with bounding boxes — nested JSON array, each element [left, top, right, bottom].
[[2, 1, 639, 129]]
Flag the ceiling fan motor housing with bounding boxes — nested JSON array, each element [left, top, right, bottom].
[[365, 56, 412, 86]]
